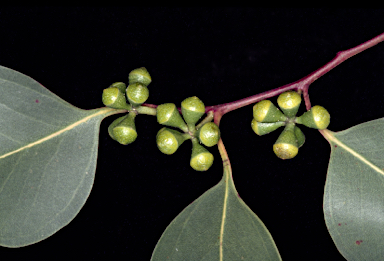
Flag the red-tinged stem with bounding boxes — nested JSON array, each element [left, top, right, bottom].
[[126, 33, 384, 178], [140, 33, 384, 127], [298, 32, 384, 110], [205, 32, 384, 124]]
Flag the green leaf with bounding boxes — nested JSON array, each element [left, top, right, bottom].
[[0, 65, 118, 247], [151, 142, 281, 260], [323, 119, 384, 260]]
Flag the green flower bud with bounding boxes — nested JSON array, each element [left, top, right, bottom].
[[277, 91, 302, 118], [190, 139, 214, 171], [273, 123, 298, 159], [126, 83, 149, 107], [253, 100, 287, 123], [195, 122, 220, 147], [181, 96, 205, 126], [294, 126, 305, 148], [156, 127, 190, 155], [102, 87, 130, 110], [128, 67, 152, 86], [156, 103, 188, 132], [108, 115, 127, 141], [111, 112, 137, 145], [251, 119, 285, 136], [110, 82, 126, 94], [295, 105, 330, 130]]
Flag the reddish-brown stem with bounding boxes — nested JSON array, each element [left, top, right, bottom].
[[207, 32, 384, 125], [298, 32, 384, 110], [141, 33, 384, 127]]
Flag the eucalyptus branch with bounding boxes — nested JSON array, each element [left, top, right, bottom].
[[204, 32, 384, 125], [298, 31, 384, 110], [2, 26, 384, 261], [137, 32, 384, 128]]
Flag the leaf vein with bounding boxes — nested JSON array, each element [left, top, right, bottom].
[[0, 108, 113, 160]]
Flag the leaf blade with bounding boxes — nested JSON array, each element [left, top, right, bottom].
[[323, 119, 384, 260], [151, 142, 281, 260], [0, 65, 117, 247]]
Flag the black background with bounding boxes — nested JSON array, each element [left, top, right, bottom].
[[1, 8, 384, 260]]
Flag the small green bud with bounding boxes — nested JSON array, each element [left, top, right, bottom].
[[102, 87, 130, 110], [129, 67, 152, 86], [126, 83, 149, 107], [112, 112, 137, 145], [273, 123, 298, 159], [251, 119, 285, 136], [294, 126, 305, 148], [295, 105, 330, 130], [253, 100, 287, 123], [156, 127, 190, 155], [108, 115, 126, 140], [181, 96, 205, 126], [190, 139, 214, 171], [156, 103, 188, 132], [195, 122, 220, 147], [110, 82, 126, 94], [277, 91, 302, 118]]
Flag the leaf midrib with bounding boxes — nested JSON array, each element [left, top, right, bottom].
[[0, 108, 114, 160], [219, 168, 229, 261], [323, 129, 384, 176]]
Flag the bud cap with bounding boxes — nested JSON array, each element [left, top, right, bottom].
[[112, 112, 137, 145], [108, 115, 126, 140], [273, 124, 298, 159], [156, 127, 189, 155], [181, 96, 205, 125], [190, 139, 214, 171], [295, 105, 330, 130], [126, 83, 149, 107], [156, 103, 188, 132], [277, 91, 302, 118], [196, 122, 220, 147], [102, 87, 130, 110], [253, 100, 287, 123], [129, 67, 152, 86]]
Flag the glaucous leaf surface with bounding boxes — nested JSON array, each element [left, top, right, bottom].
[[0, 66, 116, 247], [323, 119, 384, 261], [151, 146, 281, 261]]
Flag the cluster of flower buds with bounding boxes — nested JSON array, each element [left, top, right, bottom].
[[102, 67, 151, 145], [156, 96, 220, 171], [252, 91, 330, 159]]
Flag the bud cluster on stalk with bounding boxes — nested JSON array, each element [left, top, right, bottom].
[[156, 96, 220, 172], [102, 67, 152, 145], [251, 91, 330, 159]]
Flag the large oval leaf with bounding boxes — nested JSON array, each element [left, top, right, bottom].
[[0, 66, 117, 247], [323, 119, 384, 260], [151, 141, 281, 260]]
